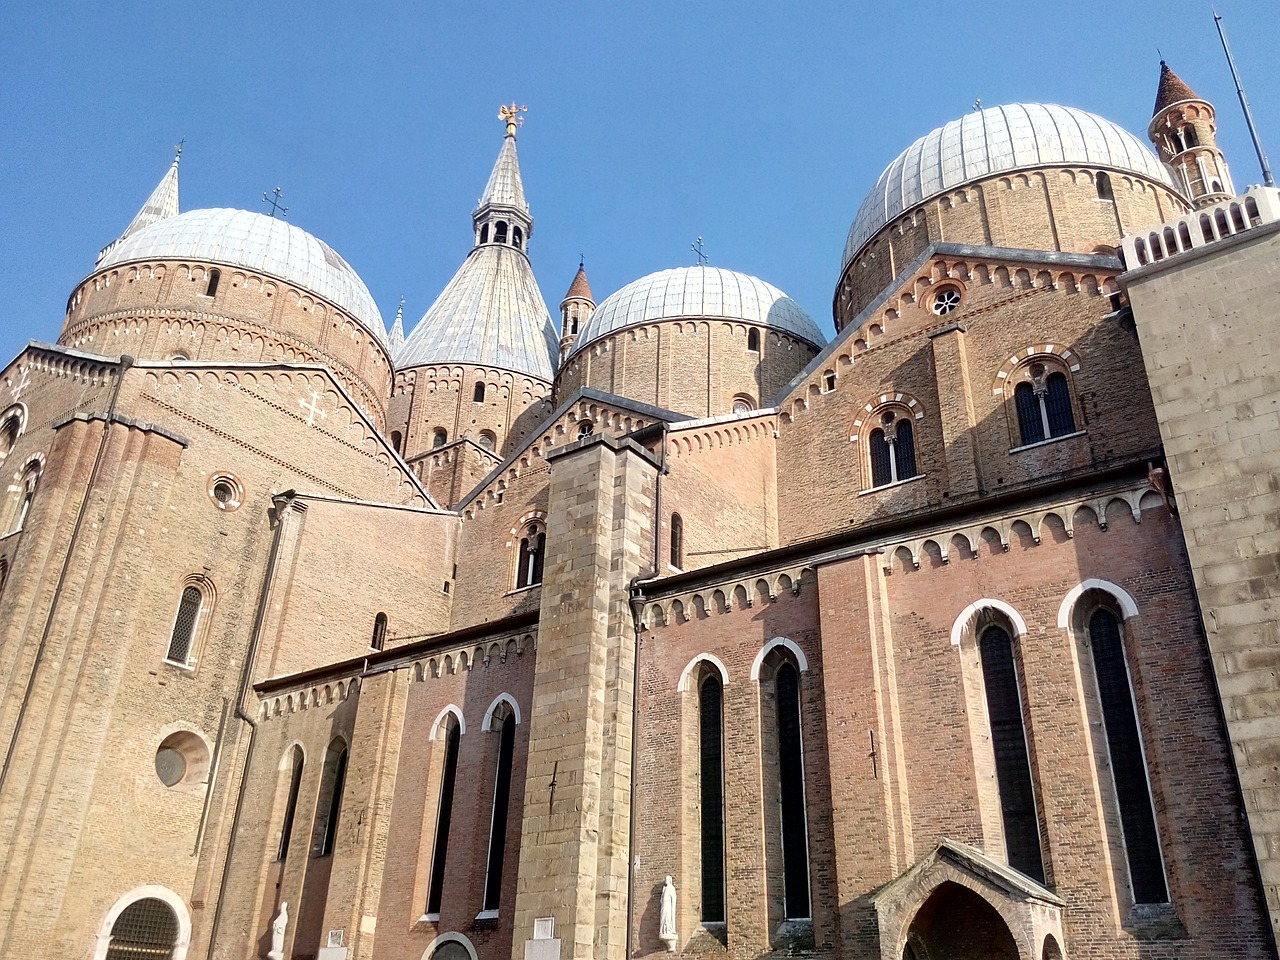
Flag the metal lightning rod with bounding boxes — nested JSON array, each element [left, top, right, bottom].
[[1214, 10, 1274, 187]]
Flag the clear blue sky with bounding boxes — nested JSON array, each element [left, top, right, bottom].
[[1, 1, 1275, 366]]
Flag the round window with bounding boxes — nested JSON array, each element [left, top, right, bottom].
[[577, 421, 594, 438], [155, 730, 210, 791], [207, 473, 243, 511], [931, 288, 962, 316]]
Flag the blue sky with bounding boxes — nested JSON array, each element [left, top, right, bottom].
[[1, 1, 1275, 366]]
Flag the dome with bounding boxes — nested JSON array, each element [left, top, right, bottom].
[[568, 266, 824, 358], [98, 208, 385, 337], [842, 103, 1179, 269]]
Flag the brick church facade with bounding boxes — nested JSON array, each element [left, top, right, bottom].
[[1, 68, 1279, 960]]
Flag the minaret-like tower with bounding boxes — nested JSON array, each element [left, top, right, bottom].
[[1149, 61, 1234, 208], [559, 261, 595, 359]]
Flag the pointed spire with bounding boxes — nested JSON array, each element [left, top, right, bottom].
[[1153, 61, 1201, 117], [98, 147, 181, 264], [388, 297, 406, 356], [477, 130, 529, 215], [564, 261, 594, 302]]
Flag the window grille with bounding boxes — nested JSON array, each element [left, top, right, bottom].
[[978, 625, 1044, 882], [105, 898, 178, 960], [1044, 373, 1075, 436], [895, 419, 918, 480], [699, 674, 726, 922], [1014, 382, 1045, 446], [775, 662, 810, 919], [482, 712, 517, 910], [1089, 609, 1167, 903], [869, 429, 892, 487], [167, 586, 202, 664], [427, 722, 461, 913]]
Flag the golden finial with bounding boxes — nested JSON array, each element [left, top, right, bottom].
[[499, 103, 528, 137]]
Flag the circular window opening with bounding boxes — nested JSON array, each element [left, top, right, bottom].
[[155, 730, 210, 792], [931, 288, 962, 316], [577, 421, 594, 438], [731, 396, 755, 415], [207, 473, 243, 511], [478, 431, 497, 451]]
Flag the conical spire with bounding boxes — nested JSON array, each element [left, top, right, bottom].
[[564, 261, 594, 302], [1153, 61, 1201, 117], [388, 297, 406, 356], [477, 132, 529, 216], [97, 148, 181, 264]]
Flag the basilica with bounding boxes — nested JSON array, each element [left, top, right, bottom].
[[1, 64, 1279, 960]]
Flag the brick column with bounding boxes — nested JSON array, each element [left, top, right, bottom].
[[510, 435, 657, 960]]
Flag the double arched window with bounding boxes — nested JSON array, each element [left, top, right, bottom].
[[6, 459, 41, 534], [1012, 362, 1077, 447], [867, 409, 918, 488], [515, 522, 546, 589], [0, 405, 23, 465]]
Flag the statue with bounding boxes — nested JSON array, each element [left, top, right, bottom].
[[659, 876, 677, 952], [267, 901, 288, 960]]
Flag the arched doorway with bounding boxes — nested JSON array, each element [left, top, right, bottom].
[[104, 897, 179, 960], [903, 882, 1018, 960]]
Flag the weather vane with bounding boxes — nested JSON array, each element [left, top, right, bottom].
[[500, 103, 528, 137], [262, 186, 288, 219], [691, 236, 709, 266]]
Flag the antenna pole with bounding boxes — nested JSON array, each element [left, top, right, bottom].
[[1215, 11, 1274, 187]]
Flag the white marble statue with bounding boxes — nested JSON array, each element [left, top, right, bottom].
[[659, 876, 677, 952], [267, 901, 289, 960]]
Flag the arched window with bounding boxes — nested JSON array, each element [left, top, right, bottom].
[[480, 224, 490, 244], [515, 522, 546, 589], [166, 585, 204, 666], [699, 672, 726, 922], [1096, 172, 1114, 201], [104, 897, 179, 960], [494, 221, 509, 245], [316, 741, 348, 858], [570, 316, 578, 335], [731, 395, 754, 415], [773, 660, 810, 918], [747, 328, 760, 352], [205, 268, 220, 297], [978, 624, 1044, 882], [371, 612, 388, 651], [390, 431, 402, 454], [278, 747, 305, 862], [482, 707, 517, 912], [577, 420, 593, 439], [478, 430, 497, 451], [670, 513, 684, 569], [1185, 126, 1199, 147], [1014, 363, 1076, 446], [7, 460, 41, 533], [427, 718, 461, 915], [473, 382, 486, 403], [432, 428, 448, 449], [867, 411, 919, 487], [513, 226, 523, 250], [0, 410, 20, 462], [1087, 608, 1167, 903]]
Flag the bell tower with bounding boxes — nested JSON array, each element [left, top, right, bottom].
[[559, 261, 595, 359], [1149, 61, 1234, 208]]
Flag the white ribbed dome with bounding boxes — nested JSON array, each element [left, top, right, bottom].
[[569, 266, 824, 358], [842, 103, 1178, 269], [98, 208, 384, 336]]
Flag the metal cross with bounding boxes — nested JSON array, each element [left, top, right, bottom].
[[262, 186, 288, 219], [298, 391, 326, 426], [691, 236, 709, 265], [174, 138, 185, 160], [972, 98, 982, 113]]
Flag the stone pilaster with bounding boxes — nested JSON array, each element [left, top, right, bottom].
[[511, 434, 658, 960]]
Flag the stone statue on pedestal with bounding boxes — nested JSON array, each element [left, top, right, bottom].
[[267, 901, 289, 960], [659, 876, 678, 952]]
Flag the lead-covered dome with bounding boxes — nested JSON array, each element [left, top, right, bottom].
[[98, 208, 384, 336], [842, 103, 1178, 269], [569, 266, 824, 358]]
